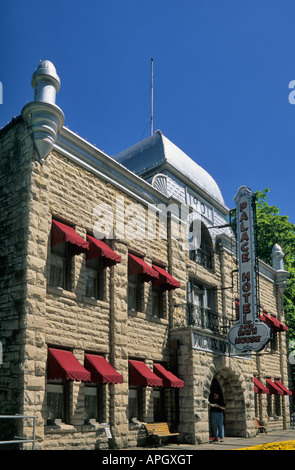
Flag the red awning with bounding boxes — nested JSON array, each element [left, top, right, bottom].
[[151, 265, 180, 291], [253, 377, 269, 394], [51, 220, 89, 255], [235, 301, 288, 333], [48, 348, 91, 382], [84, 354, 123, 384], [128, 254, 159, 282], [266, 379, 284, 395], [153, 363, 184, 388], [129, 360, 163, 387], [260, 312, 288, 332], [274, 380, 292, 396], [87, 235, 121, 266]]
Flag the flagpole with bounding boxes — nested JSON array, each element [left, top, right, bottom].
[[151, 58, 154, 136]]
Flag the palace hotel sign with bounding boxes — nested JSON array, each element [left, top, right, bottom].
[[228, 186, 271, 353]]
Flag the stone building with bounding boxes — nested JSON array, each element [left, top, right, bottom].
[[0, 61, 292, 449]]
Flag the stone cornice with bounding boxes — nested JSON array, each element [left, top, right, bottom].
[[54, 126, 174, 210]]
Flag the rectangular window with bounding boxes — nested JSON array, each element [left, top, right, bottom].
[[188, 280, 215, 329], [128, 387, 143, 422], [188, 280, 214, 309], [266, 377, 282, 418], [153, 389, 166, 422], [274, 393, 281, 416], [84, 386, 97, 423], [46, 381, 70, 425], [84, 385, 97, 424], [85, 257, 103, 300], [152, 284, 164, 317], [47, 382, 64, 424], [84, 384, 105, 424], [128, 274, 141, 311], [49, 240, 72, 290], [274, 378, 282, 416], [267, 393, 272, 417]]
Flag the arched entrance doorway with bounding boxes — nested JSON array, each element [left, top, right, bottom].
[[209, 369, 247, 438], [208, 378, 225, 440]]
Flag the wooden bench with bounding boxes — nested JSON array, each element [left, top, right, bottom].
[[255, 418, 267, 434], [143, 422, 180, 447]]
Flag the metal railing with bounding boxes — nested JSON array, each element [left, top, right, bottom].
[[0, 415, 37, 449], [187, 304, 234, 337], [189, 247, 213, 269]]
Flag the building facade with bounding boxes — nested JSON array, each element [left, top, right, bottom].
[[0, 61, 292, 449]]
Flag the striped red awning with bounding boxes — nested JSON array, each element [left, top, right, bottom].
[[235, 301, 288, 332], [153, 363, 184, 388], [51, 220, 89, 255], [253, 377, 269, 394], [84, 354, 123, 384], [151, 265, 180, 291], [274, 380, 292, 396], [87, 235, 121, 266], [129, 360, 163, 387], [48, 348, 91, 382], [128, 254, 159, 282], [266, 379, 284, 395], [260, 312, 288, 332]]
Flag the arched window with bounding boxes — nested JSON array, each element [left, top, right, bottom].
[[189, 221, 213, 269]]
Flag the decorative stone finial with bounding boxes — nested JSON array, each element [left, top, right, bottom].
[[32, 60, 61, 104], [21, 60, 64, 161], [272, 243, 285, 271], [272, 243, 289, 293]]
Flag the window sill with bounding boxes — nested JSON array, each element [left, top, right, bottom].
[[47, 285, 76, 299], [82, 295, 108, 307], [45, 422, 76, 434], [46, 286, 109, 307], [45, 422, 106, 434], [128, 309, 168, 325], [82, 422, 105, 433]]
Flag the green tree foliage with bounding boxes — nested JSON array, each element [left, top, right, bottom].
[[255, 189, 295, 340]]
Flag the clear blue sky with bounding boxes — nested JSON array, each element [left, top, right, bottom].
[[1, 1, 295, 223]]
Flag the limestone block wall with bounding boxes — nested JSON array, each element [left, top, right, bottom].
[[23, 145, 179, 448], [171, 324, 257, 444], [0, 120, 34, 423], [0, 119, 291, 449], [170, 230, 290, 444]]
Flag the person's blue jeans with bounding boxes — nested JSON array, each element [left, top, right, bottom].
[[211, 411, 224, 440]]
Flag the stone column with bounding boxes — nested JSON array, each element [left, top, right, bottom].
[[109, 241, 129, 448], [272, 244, 289, 429], [22, 158, 52, 446]]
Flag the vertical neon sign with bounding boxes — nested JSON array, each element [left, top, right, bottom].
[[228, 186, 271, 353]]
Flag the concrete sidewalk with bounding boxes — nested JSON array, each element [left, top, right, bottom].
[[130, 428, 295, 451], [192, 428, 295, 450]]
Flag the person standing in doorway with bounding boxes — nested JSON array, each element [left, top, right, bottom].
[[209, 392, 225, 442]]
